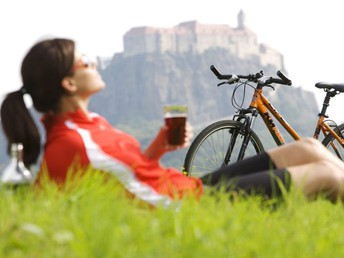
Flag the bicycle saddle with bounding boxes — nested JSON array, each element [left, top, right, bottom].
[[315, 82, 344, 92]]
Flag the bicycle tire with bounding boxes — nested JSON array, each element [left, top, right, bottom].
[[322, 123, 344, 160], [183, 120, 264, 178]]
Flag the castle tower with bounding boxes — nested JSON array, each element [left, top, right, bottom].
[[237, 9, 245, 29]]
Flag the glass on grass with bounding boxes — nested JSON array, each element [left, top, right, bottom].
[[164, 105, 188, 145]]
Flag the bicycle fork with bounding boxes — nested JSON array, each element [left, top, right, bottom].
[[222, 109, 258, 166]]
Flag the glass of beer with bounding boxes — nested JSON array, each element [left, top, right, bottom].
[[164, 105, 187, 145]]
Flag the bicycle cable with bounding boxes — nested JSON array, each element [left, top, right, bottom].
[[231, 80, 256, 111]]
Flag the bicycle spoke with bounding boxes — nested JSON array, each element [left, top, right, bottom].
[[184, 121, 264, 177]]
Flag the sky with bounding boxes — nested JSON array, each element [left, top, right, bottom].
[[1, 0, 343, 123]]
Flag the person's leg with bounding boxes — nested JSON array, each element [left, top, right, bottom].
[[200, 152, 276, 185], [209, 160, 344, 201], [202, 138, 344, 200], [202, 138, 330, 185], [201, 138, 326, 185], [288, 160, 344, 201], [267, 138, 344, 200], [268, 138, 343, 170], [218, 168, 291, 198]]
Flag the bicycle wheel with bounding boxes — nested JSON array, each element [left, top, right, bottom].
[[184, 120, 264, 178], [322, 123, 344, 160]]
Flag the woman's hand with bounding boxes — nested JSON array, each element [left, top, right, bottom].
[[144, 122, 193, 161]]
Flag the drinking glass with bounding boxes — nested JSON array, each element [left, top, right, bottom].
[[163, 105, 187, 145]]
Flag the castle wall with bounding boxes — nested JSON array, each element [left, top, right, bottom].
[[123, 15, 283, 69], [259, 44, 283, 68]]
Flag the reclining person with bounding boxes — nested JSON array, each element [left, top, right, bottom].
[[1, 38, 344, 206]]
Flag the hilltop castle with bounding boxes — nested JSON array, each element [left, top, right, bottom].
[[123, 10, 284, 68]]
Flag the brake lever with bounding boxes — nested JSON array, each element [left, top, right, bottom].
[[217, 81, 228, 87], [258, 76, 277, 90], [265, 84, 275, 91]]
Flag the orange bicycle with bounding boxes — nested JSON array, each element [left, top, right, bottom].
[[184, 65, 344, 177]]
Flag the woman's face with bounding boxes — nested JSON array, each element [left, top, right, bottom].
[[69, 52, 106, 98]]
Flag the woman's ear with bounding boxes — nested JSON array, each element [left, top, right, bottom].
[[61, 77, 77, 93]]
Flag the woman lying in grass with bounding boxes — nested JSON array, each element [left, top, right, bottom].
[[1, 38, 344, 206]]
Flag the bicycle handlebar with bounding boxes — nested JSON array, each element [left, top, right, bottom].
[[210, 65, 292, 86], [210, 65, 228, 79], [277, 70, 292, 85]]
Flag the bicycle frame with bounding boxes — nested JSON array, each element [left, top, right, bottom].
[[245, 88, 344, 147], [184, 66, 344, 176], [314, 115, 343, 143]]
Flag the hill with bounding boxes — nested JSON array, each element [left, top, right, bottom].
[[92, 48, 318, 127], [88, 48, 318, 168]]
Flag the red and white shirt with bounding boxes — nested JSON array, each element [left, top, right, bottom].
[[37, 109, 203, 207]]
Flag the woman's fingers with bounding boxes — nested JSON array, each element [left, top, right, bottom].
[[183, 122, 193, 147]]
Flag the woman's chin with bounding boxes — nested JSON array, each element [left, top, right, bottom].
[[96, 81, 106, 90], [94, 83, 106, 94]]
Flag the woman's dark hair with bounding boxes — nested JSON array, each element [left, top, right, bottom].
[[1, 38, 75, 167]]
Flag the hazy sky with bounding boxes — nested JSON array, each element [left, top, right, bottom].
[[1, 0, 343, 122]]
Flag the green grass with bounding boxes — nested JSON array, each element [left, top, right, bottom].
[[0, 171, 344, 258]]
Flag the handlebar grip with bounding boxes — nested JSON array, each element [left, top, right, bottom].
[[210, 65, 221, 77], [277, 70, 292, 85], [268, 78, 290, 85], [210, 65, 232, 80]]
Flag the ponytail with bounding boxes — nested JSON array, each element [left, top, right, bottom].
[[1, 90, 41, 167], [1, 38, 75, 167]]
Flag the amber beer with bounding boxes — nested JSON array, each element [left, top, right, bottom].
[[164, 105, 187, 145]]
